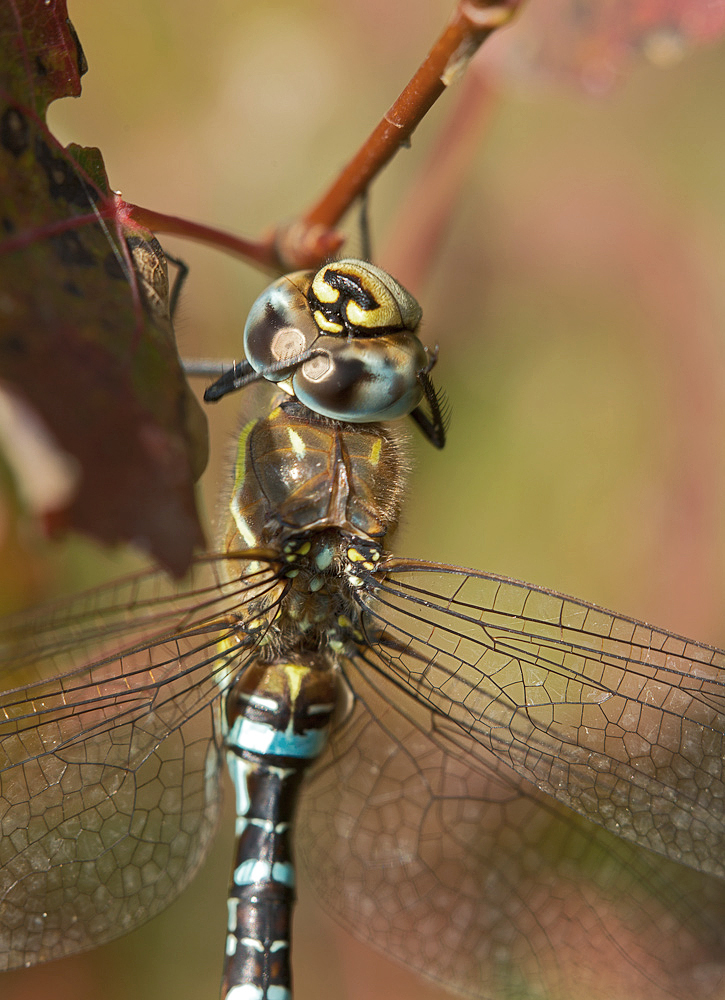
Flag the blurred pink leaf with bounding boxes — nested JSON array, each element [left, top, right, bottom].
[[499, 0, 725, 90]]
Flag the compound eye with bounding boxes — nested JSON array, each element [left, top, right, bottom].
[[241, 261, 429, 422], [243, 270, 318, 381], [310, 260, 422, 336], [292, 334, 427, 423]]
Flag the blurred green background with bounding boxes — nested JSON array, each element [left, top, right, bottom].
[[4, 1, 725, 998]]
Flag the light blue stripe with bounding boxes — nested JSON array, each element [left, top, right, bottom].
[[226, 754, 251, 817], [233, 859, 295, 888], [228, 716, 328, 760]]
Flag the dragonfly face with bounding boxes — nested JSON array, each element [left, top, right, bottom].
[[1, 262, 725, 1000], [206, 259, 446, 448], [243, 259, 428, 423]]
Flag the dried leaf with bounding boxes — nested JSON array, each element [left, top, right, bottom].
[[0, 0, 208, 575]]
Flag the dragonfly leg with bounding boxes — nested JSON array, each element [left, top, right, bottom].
[[410, 367, 447, 448], [164, 250, 189, 319]]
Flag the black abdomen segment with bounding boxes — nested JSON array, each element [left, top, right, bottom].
[[222, 659, 336, 1000]]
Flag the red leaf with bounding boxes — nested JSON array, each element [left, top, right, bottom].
[[0, 0, 208, 575], [1, 0, 86, 111]]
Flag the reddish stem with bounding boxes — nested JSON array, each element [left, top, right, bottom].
[[122, 1, 521, 275], [381, 62, 498, 294], [126, 206, 346, 275], [125, 205, 283, 271], [0, 210, 112, 254], [297, 1, 521, 243]]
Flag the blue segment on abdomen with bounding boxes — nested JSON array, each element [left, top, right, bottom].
[[227, 714, 328, 760], [233, 858, 295, 887]]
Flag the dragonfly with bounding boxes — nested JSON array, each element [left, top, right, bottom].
[[1, 259, 725, 1000]]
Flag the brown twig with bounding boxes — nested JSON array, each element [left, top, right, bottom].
[[286, 0, 521, 268], [128, 0, 522, 275], [380, 60, 498, 294]]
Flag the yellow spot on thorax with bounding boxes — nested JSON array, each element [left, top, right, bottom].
[[229, 418, 260, 547], [287, 427, 307, 459], [231, 419, 256, 494]]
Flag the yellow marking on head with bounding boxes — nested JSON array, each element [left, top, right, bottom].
[[311, 272, 341, 304], [347, 548, 364, 562], [298, 541, 311, 555], [370, 438, 382, 466], [312, 260, 421, 332], [313, 310, 343, 334], [346, 300, 386, 329]]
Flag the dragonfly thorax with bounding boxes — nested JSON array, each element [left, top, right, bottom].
[[225, 395, 409, 555], [232, 531, 376, 659]]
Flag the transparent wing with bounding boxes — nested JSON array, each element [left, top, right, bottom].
[[353, 558, 725, 879], [300, 652, 725, 1000], [0, 555, 284, 970]]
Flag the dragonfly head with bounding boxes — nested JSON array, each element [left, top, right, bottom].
[[243, 259, 430, 423]]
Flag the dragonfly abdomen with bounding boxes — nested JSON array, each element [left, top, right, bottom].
[[222, 657, 337, 1000]]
